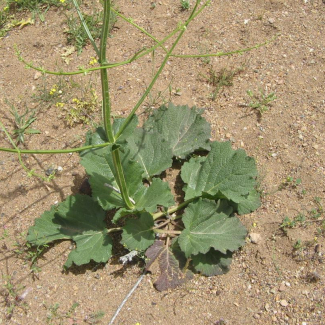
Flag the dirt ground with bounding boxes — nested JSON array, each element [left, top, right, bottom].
[[0, 0, 325, 324]]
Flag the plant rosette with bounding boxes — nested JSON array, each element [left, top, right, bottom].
[[27, 103, 260, 291]]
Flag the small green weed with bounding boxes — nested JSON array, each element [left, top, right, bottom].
[[293, 239, 303, 250], [5, 0, 66, 22], [0, 228, 9, 240], [180, 0, 190, 10], [278, 176, 302, 191], [1, 275, 29, 319], [58, 88, 98, 126], [0, 6, 10, 37], [280, 214, 306, 232], [316, 221, 325, 236], [246, 88, 276, 115], [65, 9, 116, 54], [45, 301, 79, 324], [202, 65, 245, 101], [143, 84, 172, 113], [84, 310, 105, 324], [281, 198, 324, 235], [32, 79, 66, 105], [9, 103, 40, 145]]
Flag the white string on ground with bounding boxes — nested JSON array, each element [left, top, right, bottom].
[[108, 272, 146, 325]]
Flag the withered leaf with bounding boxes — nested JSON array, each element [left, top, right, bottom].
[[145, 241, 192, 291]]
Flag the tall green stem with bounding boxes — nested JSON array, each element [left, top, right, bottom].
[[100, 0, 114, 143], [99, 0, 134, 209]]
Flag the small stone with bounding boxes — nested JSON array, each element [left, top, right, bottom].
[[34, 71, 42, 80], [280, 300, 288, 307], [268, 18, 275, 24], [249, 233, 262, 244], [57, 166, 63, 172], [279, 283, 286, 292], [270, 288, 277, 294], [253, 314, 260, 319], [265, 303, 270, 312]]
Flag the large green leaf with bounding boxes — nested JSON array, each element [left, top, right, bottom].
[[80, 146, 125, 210], [126, 128, 173, 179], [121, 212, 155, 251], [80, 130, 144, 210], [111, 179, 174, 223], [81, 129, 174, 213], [113, 115, 138, 144], [133, 178, 175, 213], [181, 141, 258, 202], [27, 195, 112, 267], [144, 103, 211, 159], [178, 198, 247, 257], [191, 249, 232, 276], [231, 189, 261, 215]]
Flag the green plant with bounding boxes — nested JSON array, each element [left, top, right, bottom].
[[84, 310, 105, 324], [65, 6, 116, 54], [278, 176, 301, 190], [180, 0, 191, 10], [280, 214, 306, 232], [59, 88, 98, 126], [5, 0, 66, 22], [202, 65, 245, 101], [0, 6, 10, 36], [1, 275, 29, 319], [246, 88, 276, 115], [293, 239, 303, 250], [45, 301, 79, 324], [0, 1, 276, 291], [9, 104, 41, 145]]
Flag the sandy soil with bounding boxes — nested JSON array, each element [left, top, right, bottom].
[[0, 0, 325, 324]]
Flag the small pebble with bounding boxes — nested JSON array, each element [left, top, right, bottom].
[[279, 283, 286, 292], [249, 233, 262, 244], [34, 71, 42, 80], [280, 300, 288, 307]]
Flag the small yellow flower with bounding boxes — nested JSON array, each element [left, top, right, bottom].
[[89, 57, 97, 66], [55, 102, 64, 108], [3, 6, 9, 11], [49, 84, 58, 95], [60, 0, 65, 3]]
